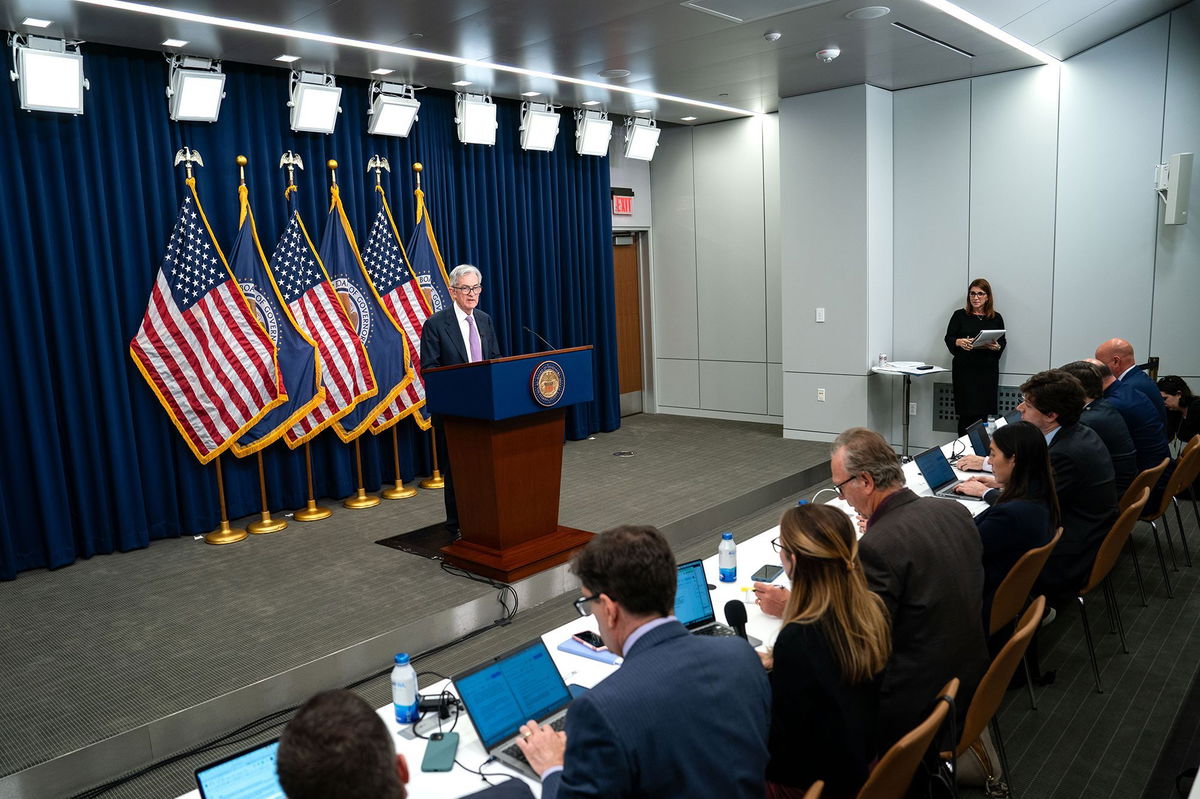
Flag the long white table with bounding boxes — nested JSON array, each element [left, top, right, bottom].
[[177, 431, 988, 799]]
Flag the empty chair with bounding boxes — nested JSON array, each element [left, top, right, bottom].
[[1167, 437, 1200, 566], [857, 679, 959, 799], [1077, 487, 1150, 693], [1119, 457, 1170, 603], [989, 530, 1061, 709]]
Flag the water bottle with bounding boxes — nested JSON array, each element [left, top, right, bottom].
[[718, 532, 737, 583], [986, 415, 998, 435], [391, 653, 418, 724]]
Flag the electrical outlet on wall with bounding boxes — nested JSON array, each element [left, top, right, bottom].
[[815, 307, 825, 323], [909, 402, 917, 416], [817, 388, 826, 402]]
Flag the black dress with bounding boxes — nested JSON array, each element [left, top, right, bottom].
[[766, 621, 879, 799], [944, 309, 1007, 435]]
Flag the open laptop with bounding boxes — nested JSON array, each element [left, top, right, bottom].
[[454, 638, 573, 779], [965, 419, 991, 456], [675, 559, 739, 637], [195, 739, 284, 799], [914, 446, 982, 502], [1004, 408, 1023, 425]]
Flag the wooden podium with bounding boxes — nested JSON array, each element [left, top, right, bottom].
[[422, 347, 595, 582]]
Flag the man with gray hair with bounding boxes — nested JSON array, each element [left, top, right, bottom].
[[420, 264, 501, 533], [756, 427, 987, 750]]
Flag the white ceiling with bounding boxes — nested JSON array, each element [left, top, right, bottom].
[[1, 0, 1186, 124]]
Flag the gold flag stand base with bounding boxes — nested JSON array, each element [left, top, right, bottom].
[[419, 470, 445, 490], [205, 521, 248, 545], [248, 513, 287, 534], [344, 488, 381, 509], [294, 500, 333, 522], [382, 482, 418, 499]]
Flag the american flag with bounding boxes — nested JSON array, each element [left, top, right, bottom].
[[363, 189, 431, 432], [130, 185, 283, 463], [271, 209, 377, 447]]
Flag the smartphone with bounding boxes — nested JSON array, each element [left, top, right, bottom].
[[572, 630, 606, 650], [421, 732, 459, 772], [752, 564, 784, 582]]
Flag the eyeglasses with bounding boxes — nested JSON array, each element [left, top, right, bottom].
[[452, 284, 482, 295], [833, 474, 861, 496], [573, 593, 601, 617], [968, 291, 988, 297], [770, 537, 783, 553]]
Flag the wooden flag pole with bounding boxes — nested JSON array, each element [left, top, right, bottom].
[[247, 451, 287, 534], [293, 442, 332, 522], [382, 426, 418, 499], [419, 425, 445, 489], [204, 456, 248, 544], [344, 438, 381, 508]]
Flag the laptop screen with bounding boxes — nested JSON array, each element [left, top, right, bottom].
[[914, 447, 957, 491], [1004, 408, 1023, 425], [454, 638, 572, 750], [195, 740, 284, 799], [674, 560, 716, 628], [965, 420, 990, 456]]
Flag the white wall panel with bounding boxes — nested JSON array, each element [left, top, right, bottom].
[[768, 364, 783, 417], [694, 118, 767, 362], [1052, 17, 1169, 366], [699, 361, 767, 415], [764, 114, 783, 365], [784, 373, 871, 437], [971, 66, 1059, 375], [656, 358, 700, 408], [1151, 2, 1200, 377], [649, 126, 699, 360]]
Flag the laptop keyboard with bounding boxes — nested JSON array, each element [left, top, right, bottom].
[[694, 623, 738, 637], [501, 715, 568, 768]]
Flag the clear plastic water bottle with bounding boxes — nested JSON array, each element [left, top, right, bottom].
[[391, 653, 418, 724], [986, 415, 998, 435], [718, 532, 737, 583]]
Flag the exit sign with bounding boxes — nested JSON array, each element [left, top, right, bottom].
[[612, 195, 633, 215]]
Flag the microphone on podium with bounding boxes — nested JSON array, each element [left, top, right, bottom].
[[523, 325, 559, 351], [724, 599, 749, 640]]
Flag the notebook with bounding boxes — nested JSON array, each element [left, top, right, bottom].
[[454, 638, 573, 779], [914, 446, 982, 502], [195, 740, 284, 799]]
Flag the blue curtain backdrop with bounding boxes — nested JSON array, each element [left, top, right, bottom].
[[0, 44, 620, 580]]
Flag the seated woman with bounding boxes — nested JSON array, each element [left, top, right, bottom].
[[760, 504, 891, 799], [954, 421, 1059, 624], [1159, 375, 1199, 497]]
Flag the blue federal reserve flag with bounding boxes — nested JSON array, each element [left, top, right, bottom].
[[406, 186, 453, 315]]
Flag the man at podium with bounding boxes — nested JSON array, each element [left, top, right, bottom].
[[420, 264, 502, 534]]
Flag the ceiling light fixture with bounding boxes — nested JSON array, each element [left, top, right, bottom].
[[624, 116, 660, 161], [581, 100, 601, 107], [597, 68, 631, 79], [368, 81, 419, 137], [22, 18, 54, 28], [521, 91, 541, 97], [275, 54, 299, 63], [166, 54, 226, 122], [574, 108, 612, 157], [815, 47, 841, 63], [289, 70, 342, 134], [519, 101, 560, 152], [72, 0, 760, 117], [370, 67, 394, 75], [10, 35, 89, 114], [681, 116, 697, 121], [918, 0, 1060, 64], [161, 38, 189, 48], [456, 92, 497, 145], [845, 6, 891, 20], [451, 80, 472, 87]]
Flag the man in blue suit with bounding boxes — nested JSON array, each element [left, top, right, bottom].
[[1095, 338, 1168, 426], [517, 525, 771, 798], [419, 264, 501, 533], [1092, 361, 1170, 475]]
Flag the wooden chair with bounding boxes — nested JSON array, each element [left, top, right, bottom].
[[1120, 457, 1171, 602], [988, 529, 1061, 709], [857, 679, 959, 799], [803, 780, 824, 799], [943, 596, 1045, 799], [1167, 437, 1200, 568], [1137, 446, 1200, 593], [1077, 487, 1150, 693]]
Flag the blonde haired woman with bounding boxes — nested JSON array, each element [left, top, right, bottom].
[[762, 504, 891, 799]]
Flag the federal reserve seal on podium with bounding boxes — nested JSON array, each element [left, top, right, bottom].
[[531, 360, 566, 407]]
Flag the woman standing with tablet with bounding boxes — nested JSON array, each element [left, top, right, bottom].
[[945, 278, 1007, 435]]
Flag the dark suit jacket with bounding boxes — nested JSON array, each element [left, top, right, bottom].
[[974, 499, 1054, 625], [420, 307, 501, 370], [1121, 365, 1168, 427], [1104, 380, 1170, 474], [859, 489, 989, 749], [1079, 399, 1138, 496], [542, 621, 771, 799], [1039, 423, 1117, 593]]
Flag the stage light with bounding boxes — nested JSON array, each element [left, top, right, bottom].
[[166, 55, 225, 122], [456, 92, 497, 145], [288, 70, 341, 134], [574, 108, 612, 157], [520, 102, 560, 152], [624, 116, 661, 161], [10, 35, 88, 115], [368, 81, 419, 137]]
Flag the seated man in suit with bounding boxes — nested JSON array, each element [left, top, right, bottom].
[[419, 264, 502, 534], [1060, 360, 1138, 497], [757, 428, 988, 751], [1090, 359, 1171, 505], [1015, 370, 1118, 596], [277, 689, 528, 799], [1095, 338, 1168, 426], [517, 525, 771, 799]]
